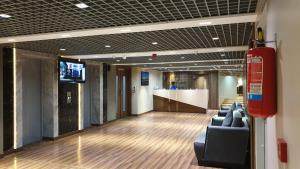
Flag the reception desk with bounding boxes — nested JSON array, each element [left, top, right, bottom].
[[153, 89, 209, 113]]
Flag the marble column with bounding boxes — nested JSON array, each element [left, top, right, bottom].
[[89, 64, 102, 125], [41, 58, 58, 138], [15, 49, 23, 148]]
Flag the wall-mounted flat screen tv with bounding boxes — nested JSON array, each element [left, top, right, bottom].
[[141, 71, 149, 86], [59, 59, 86, 83]]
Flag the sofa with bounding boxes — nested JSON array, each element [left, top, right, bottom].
[[218, 102, 244, 117], [194, 110, 250, 169]]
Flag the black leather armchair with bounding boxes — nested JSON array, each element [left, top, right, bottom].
[[194, 118, 249, 169]]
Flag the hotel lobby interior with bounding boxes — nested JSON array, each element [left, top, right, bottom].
[[0, 0, 299, 169]]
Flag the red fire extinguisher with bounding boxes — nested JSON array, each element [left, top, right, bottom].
[[247, 47, 277, 118]]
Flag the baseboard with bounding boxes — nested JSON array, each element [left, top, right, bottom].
[[91, 123, 101, 126], [131, 110, 153, 116], [2, 147, 24, 157], [43, 129, 85, 141]]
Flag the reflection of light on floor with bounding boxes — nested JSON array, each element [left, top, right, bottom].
[[0, 111, 217, 169], [77, 136, 82, 164], [13, 157, 17, 169]]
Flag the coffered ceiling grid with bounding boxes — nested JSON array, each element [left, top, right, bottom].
[[0, 0, 257, 37]]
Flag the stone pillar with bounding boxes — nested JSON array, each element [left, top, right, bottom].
[[15, 49, 23, 148], [89, 64, 102, 125], [41, 58, 58, 138]]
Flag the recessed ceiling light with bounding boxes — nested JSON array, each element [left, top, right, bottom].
[[212, 37, 219, 40], [60, 48, 66, 51], [120, 29, 132, 33], [75, 3, 89, 9], [7, 39, 15, 42], [180, 56, 185, 59], [152, 42, 158, 45], [199, 21, 212, 26], [0, 14, 11, 18], [116, 60, 120, 62], [61, 34, 70, 38], [105, 45, 111, 48]]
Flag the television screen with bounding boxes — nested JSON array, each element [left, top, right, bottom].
[[141, 71, 149, 86], [59, 59, 86, 83]]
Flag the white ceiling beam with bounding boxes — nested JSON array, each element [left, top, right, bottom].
[[65, 46, 248, 59], [147, 64, 243, 69], [161, 69, 243, 72], [114, 59, 244, 66], [0, 14, 256, 44]]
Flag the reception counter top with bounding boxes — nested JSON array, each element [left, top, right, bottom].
[[153, 89, 209, 113]]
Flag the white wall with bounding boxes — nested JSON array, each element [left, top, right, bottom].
[[218, 74, 239, 105], [131, 68, 162, 115], [257, 0, 300, 169]]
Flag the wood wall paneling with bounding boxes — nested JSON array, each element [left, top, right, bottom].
[[208, 71, 219, 109]]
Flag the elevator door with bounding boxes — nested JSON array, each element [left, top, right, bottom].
[[116, 67, 131, 119]]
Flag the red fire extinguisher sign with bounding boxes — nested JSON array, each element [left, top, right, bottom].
[[248, 56, 263, 101]]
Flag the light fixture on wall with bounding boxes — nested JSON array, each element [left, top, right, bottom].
[[152, 42, 158, 45], [212, 37, 219, 40], [13, 48, 17, 149], [78, 84, 82, 130], [105, 45, 111, 48]]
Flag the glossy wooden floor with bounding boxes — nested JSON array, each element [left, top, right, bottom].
[[0, 111, 220, 169]]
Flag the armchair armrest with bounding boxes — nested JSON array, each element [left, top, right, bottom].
[[211, 115, 224, 126], [204, 125, 249, 166]]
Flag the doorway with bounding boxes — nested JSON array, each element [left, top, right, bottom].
[[116, 66, 131, 119]]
